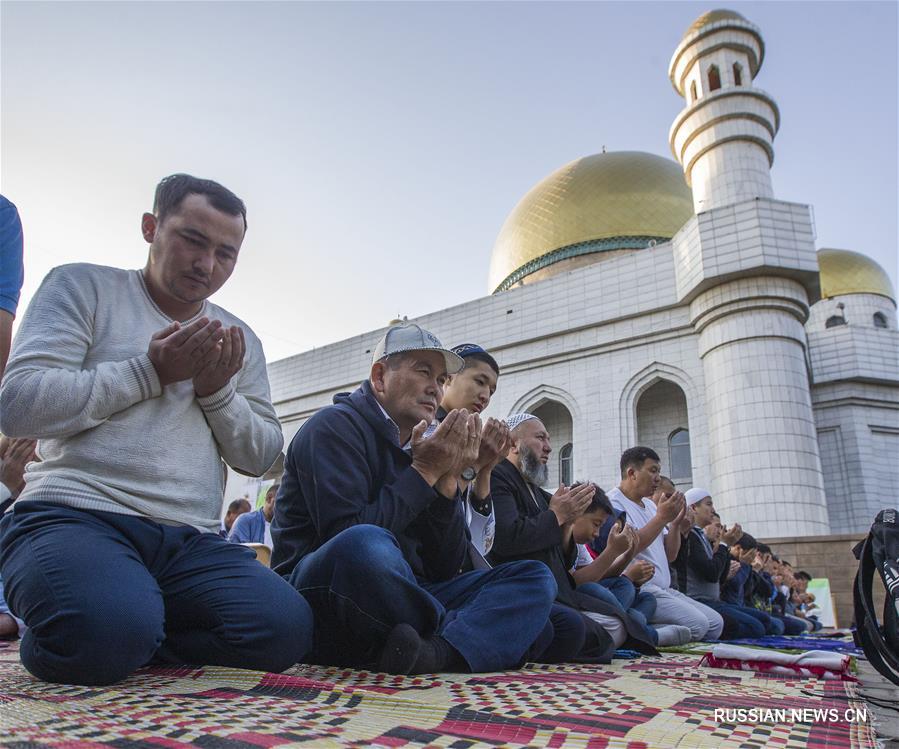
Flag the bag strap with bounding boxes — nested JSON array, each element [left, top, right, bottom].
[[854, 530, 899, 686]]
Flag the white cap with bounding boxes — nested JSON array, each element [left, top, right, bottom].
[[685, 487, 711, 506], [372, 323, 464, 374], [505, 412, 539, 431]]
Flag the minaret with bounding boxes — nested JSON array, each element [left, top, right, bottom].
[[668, 10, 830, 537], [669, 9, 778, 213]]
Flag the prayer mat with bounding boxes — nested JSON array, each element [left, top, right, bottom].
[[725, 635, 863, 655], [0, 639, 877, 748]]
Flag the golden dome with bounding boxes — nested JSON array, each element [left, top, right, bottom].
[[489, 151, 693, 293], [818, 248, 895, 302], [683, 9, 746, 38]]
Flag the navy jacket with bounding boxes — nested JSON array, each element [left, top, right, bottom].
[[271, 380, 468, 581], [721, 560, 752, 605]]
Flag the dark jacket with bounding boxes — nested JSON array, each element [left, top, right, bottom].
[[271, 380, 468, 581], [489, 458, 564, 564], [721, 560, 752, 605], [681, 527, 730, 600], [489, 459, 654, 657]]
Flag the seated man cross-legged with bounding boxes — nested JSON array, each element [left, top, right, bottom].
[[272, 323, 558, 674], [0, 175, 313, 685], [489, 414, 657, 660], [680, 488, 777, 638], [607, 447, 724, 643], [432, 345, 587, 663]]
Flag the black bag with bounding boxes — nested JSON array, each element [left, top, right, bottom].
[[853, 508, 899, 685]]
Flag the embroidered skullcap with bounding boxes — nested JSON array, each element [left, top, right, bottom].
[[505, 412, 538, 431]]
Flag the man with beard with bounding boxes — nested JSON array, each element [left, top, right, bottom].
[[489, 413, 655, 659]]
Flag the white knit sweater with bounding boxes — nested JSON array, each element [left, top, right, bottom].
[[0, 263, 283, 531]]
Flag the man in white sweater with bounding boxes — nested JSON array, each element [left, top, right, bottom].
[[0, 174, 313, 685]]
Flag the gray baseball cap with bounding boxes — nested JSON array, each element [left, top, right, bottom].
[[372, 323, 464, 374]]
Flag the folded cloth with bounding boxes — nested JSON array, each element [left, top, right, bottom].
[[700, 644, 856, 681]]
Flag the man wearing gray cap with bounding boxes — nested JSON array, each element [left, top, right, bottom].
[[272, 323, 557, 674]]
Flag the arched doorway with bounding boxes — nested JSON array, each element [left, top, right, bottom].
[[636, 380, 692, 487], [531, 400, 574, 489]]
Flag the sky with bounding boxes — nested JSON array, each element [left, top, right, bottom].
[[2, 1, 897, 364]]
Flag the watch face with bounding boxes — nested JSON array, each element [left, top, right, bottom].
[[461, 467, 476, 481]]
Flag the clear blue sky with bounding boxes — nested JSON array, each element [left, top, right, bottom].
[[2, 1, 896, 362]]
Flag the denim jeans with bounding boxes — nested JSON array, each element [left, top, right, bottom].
[[698, 599, 767, 639], [579, 577, 659, 645], [0, 502, 314, 685], [287, 524, 557, 671]]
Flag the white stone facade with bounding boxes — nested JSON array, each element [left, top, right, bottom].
[[225, 9, 898, 540]]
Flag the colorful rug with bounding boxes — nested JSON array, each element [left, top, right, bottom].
[[0, 639, 877, 748]]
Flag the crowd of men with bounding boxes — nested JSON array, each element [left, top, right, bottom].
[[0, 175, 820, 686]]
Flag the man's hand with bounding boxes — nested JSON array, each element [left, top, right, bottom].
[[654, 489, 684, 524], [622, 524, 640, 557], [606, 519, 631, 557], [0, 436, 37, 499], [474, 418, 511, 473], [411, 409, 469, 487], [675, 505, 693, 535], [726, 560, 741, 580], [548, 483, 594, 526], [193, 326, 246, 398], [148, 318, 225, 388], [435, 412, 480, 497], [454, 412, 482, 477], [624, 559, 654, 586], [739, 547, 757, 566], [721, 523, 743, 546]]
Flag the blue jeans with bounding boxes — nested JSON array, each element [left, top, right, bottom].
[[780, 614, 810, 635], [740, 606, 783, 635], [579, 577, 659, 645], [0, 502, 314, 685], [699, 600, 766, 639], [288, 525, 557, 672]]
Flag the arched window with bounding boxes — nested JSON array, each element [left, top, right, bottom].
[[708, 65, 721, 91], [559, 443, 573, 487], [690, 80, 698, 103], [826, 315, 847, 328], [732, 62, 743, 86], [874, 312, 888, 328], [668, 429, 691, 480]]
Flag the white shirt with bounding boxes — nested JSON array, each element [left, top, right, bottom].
[[264, 520, 273, 549], [607, 486, 670, 589], [573, 543, 593, 571]]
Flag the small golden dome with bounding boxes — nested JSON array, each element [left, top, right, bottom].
[[683, 9, 746, 38], [818, 248, 895, 302], [489, 151, 693, 293]]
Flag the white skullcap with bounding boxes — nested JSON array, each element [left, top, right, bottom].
[[685, 487, 711, 506], [505, 412, 538, 431]]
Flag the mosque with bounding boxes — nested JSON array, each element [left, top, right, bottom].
[[245, 9, 898, 540]]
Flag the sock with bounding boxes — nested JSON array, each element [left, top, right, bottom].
[[377, 623, 423, 674]]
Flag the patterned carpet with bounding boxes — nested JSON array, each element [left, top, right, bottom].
[[0, 640, 877, 748]]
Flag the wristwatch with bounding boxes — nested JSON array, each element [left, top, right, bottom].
[[461, 466, 477, 482]]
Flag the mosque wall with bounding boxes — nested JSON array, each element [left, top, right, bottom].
[[811, 381, 899, 534]]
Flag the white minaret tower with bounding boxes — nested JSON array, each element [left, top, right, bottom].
[[669, 10, 778, 213], [668, 10, 831, 538]]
